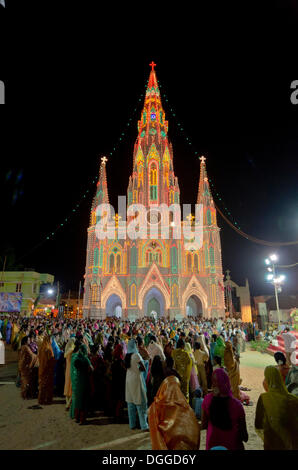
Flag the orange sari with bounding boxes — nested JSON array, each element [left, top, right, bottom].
[[148, 376, 200, 450]]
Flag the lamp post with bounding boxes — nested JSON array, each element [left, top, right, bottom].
[[265, 254, 285, 328]]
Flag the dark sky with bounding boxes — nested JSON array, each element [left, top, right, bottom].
[[1, 1, 298, 296]]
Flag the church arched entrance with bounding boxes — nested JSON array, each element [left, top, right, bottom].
[[106, 294, 122, 318], [143, 287, 165, 318], [186, 295, 203, 318]]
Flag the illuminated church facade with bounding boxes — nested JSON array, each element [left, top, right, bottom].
[[82, 63, 225, 320]]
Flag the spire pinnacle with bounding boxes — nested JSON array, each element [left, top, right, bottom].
[[149, 61, 156, 71]]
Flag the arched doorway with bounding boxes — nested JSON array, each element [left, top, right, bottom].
[[106, 294, 122, 318], [186, 295, 203, 318], [143, 287, 165, 318]]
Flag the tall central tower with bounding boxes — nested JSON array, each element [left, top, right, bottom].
[[82, 63, 225, 320]]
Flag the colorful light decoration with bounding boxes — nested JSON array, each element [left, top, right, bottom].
[[82, 63, 226, 320]]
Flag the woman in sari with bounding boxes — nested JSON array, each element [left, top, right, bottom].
[[149, 355, 165, 405], [184, 342, 199, 395], [38, 334, 55, 405], [71, 344, 93, 425], [171, 339, 191, 402], [201, 368, 248, 450], [111, 343, 126, 422], [64, 336, 76, 411], [19, 335, 39, 399], [274, 351, 290, 383], [213, 336, 226, 367], [224, 341, 241, 400], [148, 376, 200, 450], [125, 338, 149, 431], [255, 365, 298, 449]]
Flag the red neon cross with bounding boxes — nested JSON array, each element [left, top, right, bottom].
[[149, 61, 156, 71]]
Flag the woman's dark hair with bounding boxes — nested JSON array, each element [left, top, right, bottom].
[[209, 396, 232, 430], [136, 336, 143, 346], [124, 352, 132, 369], [214, 355, 222, 366], [21, 335, 29, 346], [212, 334, 218, 342], [274, 351, 286, 365], [194, 342, 201, 350], [151, 355, 164, 377], [90, 344, 99, 355], [166, 356, 174, 368], [176, 338, 185, 349], [74, 339, 82, 353], [205, 337, 209, 346], [150, 335, 157, 343]]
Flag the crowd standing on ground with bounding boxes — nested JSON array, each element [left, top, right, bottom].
[[0, 313, 297, 450]]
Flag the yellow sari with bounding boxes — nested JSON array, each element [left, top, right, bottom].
[[171, 347, 191, 402]]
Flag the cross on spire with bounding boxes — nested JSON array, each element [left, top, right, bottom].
[[149, 61, 156, 71], [200, 155, 206, 164], [101, 156, 108, 165]]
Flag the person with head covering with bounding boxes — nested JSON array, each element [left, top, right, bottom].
[[193, 342, 208, 396], [171, 339, 192, 402], [149, 355, 165, 405], [224, 341, 241, 400], [0, 330, 5, 365], [184, 342, 199, 394], [71, 344, 93, 425], [201, 368, 248, 450], [125, 338, 149, 431], [213, 336, 226, 367], [64, 336, 76, 410], [148, 376, 200, 450], [38, 334, 55, 405], [255, 365, 298, 449], [111, 343, 127, 422], [19, 335, 39, 399], [274, 351, 290, 383], [147, 335, 166, 363]]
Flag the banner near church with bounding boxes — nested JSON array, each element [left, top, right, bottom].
[[0, 293, 23, 312]]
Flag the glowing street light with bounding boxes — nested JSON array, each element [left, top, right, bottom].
[[264, 254, 285, 327], [47, 288, 54, 295]]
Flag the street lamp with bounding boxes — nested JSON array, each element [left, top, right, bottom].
[[264, 254, 285, 328]]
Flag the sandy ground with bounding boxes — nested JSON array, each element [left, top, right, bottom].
[[0, 345, 275, 450]]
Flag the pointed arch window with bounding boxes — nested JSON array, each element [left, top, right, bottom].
[[109, 253, 115, 272], [116, 253, 121, 273], [91, 285, 99, 304], [172, 284, 178, 307], [149, 163, 158, 201], [194, 253, 199, 272], [187, 253, 192, 272], [131, 284, 137, 305]]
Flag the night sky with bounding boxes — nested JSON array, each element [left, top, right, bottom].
[[1, 2, 298, 297]]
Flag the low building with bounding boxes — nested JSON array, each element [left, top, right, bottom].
[[253, 294, 298, 327], [224, 270, 252, 322], [0, 270, 54, 316]]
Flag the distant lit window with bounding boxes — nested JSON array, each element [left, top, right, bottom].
[[151, 113, 156, 120]]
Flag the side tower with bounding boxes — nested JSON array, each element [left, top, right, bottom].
[[196, 156, 225, 318]]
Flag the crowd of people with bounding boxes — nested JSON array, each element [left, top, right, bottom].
[[0, 313, 297, 450]]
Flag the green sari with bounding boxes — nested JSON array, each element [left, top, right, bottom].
[[255, 365, 298, 450], [213, 336, 226, 366], [70, 345, 92, 418]]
